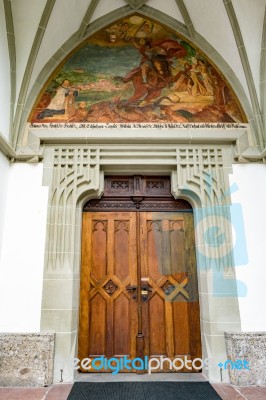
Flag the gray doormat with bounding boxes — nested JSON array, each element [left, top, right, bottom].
[[67, 382, 222, 399]]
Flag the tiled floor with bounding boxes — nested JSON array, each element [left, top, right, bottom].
[[0, 385, 72, 400], [212, 384, 266, 399], [0, 379, 266, 400]]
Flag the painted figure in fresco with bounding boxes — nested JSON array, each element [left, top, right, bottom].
[[68, 101, 89, 122], [123, 38, 187, 103], [135, 20, 153, 40], [117, 22, 130, 40], [173, 62, 193, 92], [189, 59, 207, 96], [131, 38, 169, 84], [197, 60, 214, 95], [37, 80, 78, 119]]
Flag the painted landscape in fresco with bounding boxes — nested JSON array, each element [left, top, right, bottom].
[[30, 15, 246, 124]]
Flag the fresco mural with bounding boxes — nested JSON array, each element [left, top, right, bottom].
[[29, 15, 247, 124]]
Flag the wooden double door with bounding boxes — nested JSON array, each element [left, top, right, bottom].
[[78, 209, 201, 372]]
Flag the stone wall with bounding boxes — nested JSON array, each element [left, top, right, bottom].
[[0, 333, 55, 387], [225, 332, 266, 386]]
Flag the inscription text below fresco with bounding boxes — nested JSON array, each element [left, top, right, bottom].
[[30, 15, 247, 125]]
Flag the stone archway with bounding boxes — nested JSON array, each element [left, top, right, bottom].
[[40, 143, 241, 383]]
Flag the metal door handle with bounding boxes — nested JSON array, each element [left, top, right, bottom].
[[141, 285, 152, 292], [127, 285, 137, 300], [127, 285, 137, 292]]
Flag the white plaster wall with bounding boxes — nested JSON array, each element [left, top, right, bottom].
[[0, 163, 48, 332], [90, 0, 126, 23], [0, 152, 10, 258], [140, 0, 185, 23], [0, 0, 11, 139], [230, 164, 266, 331]]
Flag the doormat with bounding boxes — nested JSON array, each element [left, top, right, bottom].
[[67, 382, 222, 400]]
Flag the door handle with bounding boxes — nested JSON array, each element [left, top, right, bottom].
[[126, 284, 137, 300], [127, 285, 137, 292], [126, 284, 152, 301], [141, 285, 152, 301], [141, 285, 152, 292]]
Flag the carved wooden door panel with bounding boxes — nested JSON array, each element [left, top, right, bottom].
[[140, 212, 201, 371], [79, 212, 138, 370], [79, 209, 201, 372]]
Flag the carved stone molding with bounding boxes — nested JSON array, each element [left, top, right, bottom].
[[43, 146, 103, 274], [124, 0, 148, 10], [171, 147, 233, 207]]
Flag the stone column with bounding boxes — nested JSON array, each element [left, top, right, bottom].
[[40, 146, 103, 382]]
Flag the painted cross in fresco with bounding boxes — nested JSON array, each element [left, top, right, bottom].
[[30, 15, 246, 125]]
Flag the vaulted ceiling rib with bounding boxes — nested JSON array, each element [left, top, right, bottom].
[[125, 0, 148, 10], [11, 0, 47, 105], [78, 0, 101, 39], [261, 9, 266, 131], [232, 0, 265, 101], [223, 0, 264, 147], [3, 0, 15, 140], [174, 0, 195, 38], [12, 0, 56, 147]]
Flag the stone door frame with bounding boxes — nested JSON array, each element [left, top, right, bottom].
[[39, 135, 245, 383]]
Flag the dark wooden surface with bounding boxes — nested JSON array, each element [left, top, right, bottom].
[[84, 176, 192, 212]]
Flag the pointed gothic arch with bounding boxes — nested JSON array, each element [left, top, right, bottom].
[[19, 5, 257, 146]]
